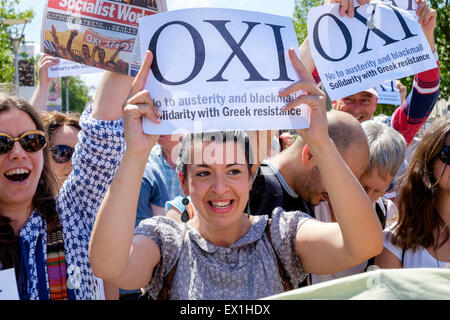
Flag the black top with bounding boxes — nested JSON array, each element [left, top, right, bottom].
[[249, 163, 314, 218]]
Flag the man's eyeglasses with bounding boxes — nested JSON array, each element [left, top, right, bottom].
[[0, 130, 47, 154], [438, 145, 450, 165], [50, 145, 75, 164]]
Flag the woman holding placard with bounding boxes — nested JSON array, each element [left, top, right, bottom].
[[88, 49, 383, 299]]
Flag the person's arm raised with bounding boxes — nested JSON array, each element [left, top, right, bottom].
[[89, 51, 163, 289], [29, 54, 59, 113], [280, 48, 383, 274], [416, 0, 436, 53], [90, 48, 137, 120]]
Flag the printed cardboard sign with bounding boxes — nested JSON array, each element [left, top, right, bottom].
[[376, 80, 402, 105], [41, 0, 167, 76], [138, 8, 308, 134], [47, 58, 102, 78], [379, 0, 418, 18], [307, 0, 437, 100]]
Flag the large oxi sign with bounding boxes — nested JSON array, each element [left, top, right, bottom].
[[138, 8, 308, 134], [307, 0, 437, 100]]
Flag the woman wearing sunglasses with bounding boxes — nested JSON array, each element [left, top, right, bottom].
[[40, 111, 80, 190], [0, 66, 136, 299], [375, 114, 450, 269]]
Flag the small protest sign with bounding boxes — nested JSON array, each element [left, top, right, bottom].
[[41, 0, 167, 76], [307, 0, 437, 101], [0, 268, 19, 300], [376, 80, 402, 105], [138, 8, 307, 134], [48, 58, 102, 78]]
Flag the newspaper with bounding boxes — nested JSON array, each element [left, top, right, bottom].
[[41, 0, 167, 76]]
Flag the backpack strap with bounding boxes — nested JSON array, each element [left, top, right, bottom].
[[401, 248, 406, 267], [365, 199, 388, 271], [375, 198, 387, 230], [140, 223, 187, 300], [156, 261, 178, 300], [265, 219, 292, 291]]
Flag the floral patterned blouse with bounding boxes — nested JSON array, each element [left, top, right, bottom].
[[135, 207, 312, 300]]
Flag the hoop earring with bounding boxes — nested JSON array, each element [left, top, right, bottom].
[[181, 197, 190, 223]]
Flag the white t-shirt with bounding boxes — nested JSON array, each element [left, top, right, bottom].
[[383, 227, 450, 269]]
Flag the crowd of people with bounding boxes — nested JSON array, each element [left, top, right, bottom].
[[0, 0, 448, 300]]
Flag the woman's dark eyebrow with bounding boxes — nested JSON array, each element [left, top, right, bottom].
[[192, 164, 210, 169], [191, 163, 245, 168]]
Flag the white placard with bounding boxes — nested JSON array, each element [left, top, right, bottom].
[[0, 268, 20, 300], [48, 58, 103, 78], [138, 8, 307, 134], [307, 1, 437, 101], [379, 0, 418, 18], [376, 80, 402, 105]]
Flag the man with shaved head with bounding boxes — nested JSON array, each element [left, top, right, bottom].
[[250, 111, 369, 217]]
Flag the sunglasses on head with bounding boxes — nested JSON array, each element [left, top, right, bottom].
[[0, 130, 47, 154], [50, 145, 75, 164], [438, 145, 450, 165]]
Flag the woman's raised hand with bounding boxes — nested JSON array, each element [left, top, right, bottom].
[[123, 50, 161, 155], [279, 48, 328, 147]]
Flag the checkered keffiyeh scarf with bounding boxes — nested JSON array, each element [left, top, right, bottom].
[[46, 222, 68, 300]]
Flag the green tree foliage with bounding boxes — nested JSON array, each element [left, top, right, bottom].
[[391, 0, 449, 109], [0, 0, 34, 83], [373, 103, 397, 117], [293, 0, 322, 45], [428, 0, 448, 100], [61, 76, 93, 114]]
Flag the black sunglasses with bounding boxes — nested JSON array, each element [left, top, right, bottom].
[[0, 130, 47, 154], [50, 145, 75, 164], [438, 145, 450, 165]]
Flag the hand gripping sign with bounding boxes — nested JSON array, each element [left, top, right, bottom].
[[307, 0, 437, 101], [138, 8, 308, 135]]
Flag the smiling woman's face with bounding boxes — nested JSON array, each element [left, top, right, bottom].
[[0, 108, 44, 209], [181, 140, 252, 231]]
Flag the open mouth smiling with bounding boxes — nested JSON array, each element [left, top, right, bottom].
[[208, 200, 234, 211], [4, 168, 31, 183]]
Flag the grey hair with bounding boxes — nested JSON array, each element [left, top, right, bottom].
[[361, 120, 407, 178], [176, 131, 252, 178]]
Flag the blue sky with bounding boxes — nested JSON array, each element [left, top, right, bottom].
[[18, 0, 296, 91]]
